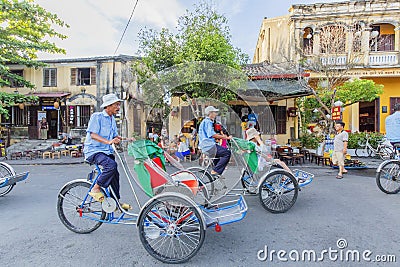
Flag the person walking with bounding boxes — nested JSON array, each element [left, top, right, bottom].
[[332, 121, 348, 179]]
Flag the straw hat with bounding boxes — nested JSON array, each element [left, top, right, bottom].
[[246, 128, 260, 140]]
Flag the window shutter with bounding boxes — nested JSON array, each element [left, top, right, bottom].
[[51, 69, 57, 87], [276, 106, 287, 135], [70, 68, 77, 85], [43, 69, 49, 86], [90, 68, 96, 85]]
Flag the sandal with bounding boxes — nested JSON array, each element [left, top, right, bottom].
[[120, 203, 132, 211], [88, 191, 105, 202], [336, 175, 343, 179]]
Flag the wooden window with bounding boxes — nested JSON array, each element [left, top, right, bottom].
[[8, 70, 24, 88], [77, 105, 91, 127], [276, 106, 287, 135], [70, 67, 96, 85], [68, 105, 91, 127], [43, 68, 57, 87], [70, 69, 77, 85], [3, 106, 28, 126]]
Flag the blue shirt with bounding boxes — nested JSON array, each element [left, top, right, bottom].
[[198, 117, 217, 152], [386, 111, 400, 143], [83, 110, 118, 159]]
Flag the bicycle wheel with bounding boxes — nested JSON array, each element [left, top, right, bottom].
[[187, 167, 215, 199], [376, 161, 400, 194], [57, 181, 106, 234], [0, 163, 15, 197], [355, 148, 371, 157], [240, 168, 260, 194], [138, 195, 205, 264], [379, 146, 394, 161], [259, 170, 299, 213]]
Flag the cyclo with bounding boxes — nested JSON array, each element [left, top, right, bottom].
[[0, 162, 29, 197], [57, 135, 312, 263]]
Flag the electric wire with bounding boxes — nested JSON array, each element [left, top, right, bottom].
[[114, 0, 139, 54]]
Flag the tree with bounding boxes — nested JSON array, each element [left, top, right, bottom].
[[0, 92, 38, 118], [0, 0, 68, 89], [295, 24, 385, 132], [136, 1, 248, 110]]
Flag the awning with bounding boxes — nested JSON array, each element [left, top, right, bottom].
[[26, 92, 71, 98]]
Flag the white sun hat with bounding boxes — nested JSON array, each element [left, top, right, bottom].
[[246, 128, 260, 140], [204, 106, 219, 115], [100, 93, 122, 108]]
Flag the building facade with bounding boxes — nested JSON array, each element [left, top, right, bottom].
[[253, 0, 400, 133], [1, 55, 144, 144]]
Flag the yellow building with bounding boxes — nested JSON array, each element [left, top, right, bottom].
[[1, 55, 144, 143], [253, 0, 400, 134]]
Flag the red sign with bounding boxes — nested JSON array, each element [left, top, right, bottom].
[[331, 106, 342, 120]]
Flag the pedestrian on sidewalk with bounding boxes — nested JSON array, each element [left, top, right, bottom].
[[39, 118, 48, 140], [332, 121, 348, 179]]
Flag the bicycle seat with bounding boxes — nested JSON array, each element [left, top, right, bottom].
[[393, 143, 400, 148]]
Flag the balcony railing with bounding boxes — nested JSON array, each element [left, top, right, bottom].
[[369, 52, 399, 66], [320, 56, 347, 66]]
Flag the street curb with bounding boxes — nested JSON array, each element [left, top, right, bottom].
[[0, 161, 85, 166]]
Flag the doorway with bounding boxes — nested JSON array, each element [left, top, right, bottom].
[[359, 100, 377, 132], [47, 109, 58, 139]]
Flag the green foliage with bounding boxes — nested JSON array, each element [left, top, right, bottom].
[[299, 132, 324, 149], [0, 0, 68, 88], [136, 1, 248, 105], [347, 132, 385, 149], [337, 79, 384, 105], [298, 79, 384, 130], [0, 92, 38, 118]]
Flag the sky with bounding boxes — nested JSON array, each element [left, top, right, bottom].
[[36, 0, 340, 61]]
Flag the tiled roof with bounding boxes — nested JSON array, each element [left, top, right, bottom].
[[242, 61, 309, 79], [241, 61, 312, 100]]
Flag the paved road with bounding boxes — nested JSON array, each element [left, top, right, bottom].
[[1, 163, 399, 266]]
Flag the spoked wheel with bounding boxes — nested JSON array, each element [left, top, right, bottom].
[[355, 147, 372, 157], [138, 195, 205, 264], [0, 163, 15, 197], [57, 181, 106, 233], [258, 170, 299, 213], [240, 169, 259, 194], [376, 161, 400, 194], [187, 167, 215, 200], [379, 146, 394, 160]]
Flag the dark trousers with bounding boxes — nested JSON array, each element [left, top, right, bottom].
[[212, 144, 231, 175], [87, 152, 120, 199]]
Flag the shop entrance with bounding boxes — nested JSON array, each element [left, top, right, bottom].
[[359, 99, 378, 132], [47, 109, 58, 139]]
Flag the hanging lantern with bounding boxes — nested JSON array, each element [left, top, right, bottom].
[[54, 101, 60, 109], [18, 103, 25, 110]]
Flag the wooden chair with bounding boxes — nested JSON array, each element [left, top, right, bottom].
[[11, 151, 22, 160], [52, 151, 61, 159], [43, 151, 52, 159], [61, 150, 70, 157]]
